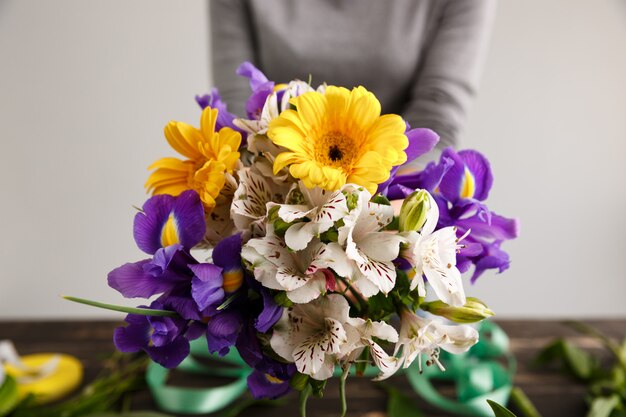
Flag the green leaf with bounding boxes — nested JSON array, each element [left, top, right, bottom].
[[310, 378, 327, 398], [63, 296, 179, 317], [289, 372, 310, 391], [586, 395, 620, 417], [562, 340, 594, 380], [371, 194, 391, 206], [487, 400, 518, 417], [386, 386, 422, 417], [274, 291, 294, 308], [217, 293, 240, 310], [0, 375, 20, 416], [534, 339, 595, 381], [509, 386, 543, 417]]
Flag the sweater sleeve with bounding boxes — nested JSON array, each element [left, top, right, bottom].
[[209, 0, 256, 117], [402, 0, 496, 149]]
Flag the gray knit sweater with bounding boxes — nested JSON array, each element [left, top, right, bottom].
[[210, 0, 495, 148]]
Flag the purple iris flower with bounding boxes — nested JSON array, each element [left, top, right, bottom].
[[133, 190, 206, 255], [236, 61, 275, 120], [377, 124, 439, 195], [113, 303, 191, 368], [195, 88, 245, 139], [387, 147, 519, 282]]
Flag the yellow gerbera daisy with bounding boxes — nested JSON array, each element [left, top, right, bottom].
[[268, 86, 408, 194], [146, 107, 241, 212]]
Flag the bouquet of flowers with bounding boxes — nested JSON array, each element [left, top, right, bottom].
[[92, 62, 518, 414]]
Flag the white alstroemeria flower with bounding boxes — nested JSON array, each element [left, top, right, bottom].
[[242, 233, 351, 303], [401, 192, 469, 307], [341, 318, 400, 380], [234, 91, 280, 137], [270, 183, 349, 251], [338, 186, 405, 297], [270, 294, 357, 380], [231, 168, 290, 238], [387, 309, 478, 377], [278, 80, 321, 111]]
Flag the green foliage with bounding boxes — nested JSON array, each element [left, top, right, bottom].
[[371, 194, 391, 206], [63, 296, 179, 317], [384, 386, 423, 417], [0, 375, 19, 416], [274, 291, 294, 308], [488, 400, 519, 417], [536, 322, 626, 417], [9, 353, 148, 417]]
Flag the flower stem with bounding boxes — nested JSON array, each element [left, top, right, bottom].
[[339, 365, 350, 417]]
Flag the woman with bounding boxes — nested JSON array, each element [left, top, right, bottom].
[[210, 0, 495, 150]]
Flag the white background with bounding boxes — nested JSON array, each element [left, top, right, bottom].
[[0, 0, 624, 319]]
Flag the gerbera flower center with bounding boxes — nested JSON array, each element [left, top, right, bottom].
[[315, 132, 358, 169]]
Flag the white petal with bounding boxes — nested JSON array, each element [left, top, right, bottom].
[[369, 340, 401, 381], [357, 256, 397, 295], [423, 261, 466, 307], [421, 192, 439, 236], [284, 221, 316, 251], [309, 242, 353, 278], [270, 310, 298, 362], [292, 318, 347, 376], [276, 204, 315, 223], [358, 232, 404, 262], [353, 275, 381, 297], [276, 265, 309, 291], [287, 274, 326, 304]]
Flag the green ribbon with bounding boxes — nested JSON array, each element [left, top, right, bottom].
[[146, 321, 514, 416], [406, 321, 516, 416], [146, 339, 251, 415]]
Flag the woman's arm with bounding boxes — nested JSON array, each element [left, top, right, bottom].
[[210, 0, 257, 117], [403, 0, 496, 149]]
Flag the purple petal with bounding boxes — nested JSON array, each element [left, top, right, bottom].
[[186, 321, 207, 340], [108, 259, 175, 298], [171, 190, 207, 249], [470, 243, 511, 283], [195, 88, 245, 136], [247, 369, 291, 399], [405, 128, 439, 162], [212, 234, 243, 270], [148, 315, 187, 347], [255, 290, 282, 333], [161, 294, 202, 321], [236, 62, 270, 91], [134, 194, 175, 254], [458, 150, 493, 201], [457, 212, 520, 242], [133, 191, 206, 254], [190, 263, 225, 311], [146, 336, 190, 368], [438, 148, 467, 203], [206, 311, 241, 355], [236, 323, 264, 368], [245, 84, 274, 119], [113, 315, 150, 352]]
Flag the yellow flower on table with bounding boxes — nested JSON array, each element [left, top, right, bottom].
[[268, 86, 408, 194], [146, 107, 241, 212]]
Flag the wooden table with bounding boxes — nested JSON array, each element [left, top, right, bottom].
[[1, 320, 625, 417]]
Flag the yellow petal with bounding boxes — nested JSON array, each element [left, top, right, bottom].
[[200, 107, 219, 140], [164, 122, 204, 160]]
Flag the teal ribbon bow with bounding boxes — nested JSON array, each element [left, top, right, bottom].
[[146, 321, 515, 416]]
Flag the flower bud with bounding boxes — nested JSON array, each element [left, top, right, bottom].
[[398, 190, 430, 232], [420, 297, 494, 324]]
